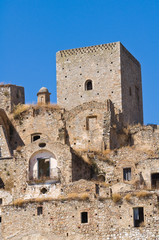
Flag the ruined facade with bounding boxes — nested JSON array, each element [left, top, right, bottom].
[[0, 42, 158, 240]]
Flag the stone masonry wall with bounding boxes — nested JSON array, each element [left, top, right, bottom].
[[0, 85, 24, 113], [56, 42, 122, 112], [65, 101, 112, 152], [2, 194, 159, 240], [10, 106, 65, 150], [120, 44, 143, 125]]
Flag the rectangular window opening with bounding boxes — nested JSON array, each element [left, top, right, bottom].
[[151, 173, 159, 189], [86, 116, 97, 131], [133, 207, 144, 227], [0, 198, 2, 205], [37, 206, 43, 216], [81, 212, 88, 223], [123, 168, 131, 181], [95, 184, 99, 195]]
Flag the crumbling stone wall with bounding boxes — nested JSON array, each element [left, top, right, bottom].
[[0, 84, 24, 113], [10, 106, 66, 149]]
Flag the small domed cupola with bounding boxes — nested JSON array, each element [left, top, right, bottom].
[[37, 87, 51, 104]]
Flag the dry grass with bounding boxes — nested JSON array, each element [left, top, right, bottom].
[[139, 221, 145, 227], [12, 103, 61, 120], [79, 193, 89, 200], [135, 191, 152, 199], [12, 197, 54, 206], [12, 199, 26, 207], [112, 193, 122, 203], [12, 192, 90, 206], [124, 193, 132, 202], [99, 196, 111, 201], [59, 192, 89, 201], [92, 151, 114, 166], [16, 146, 22, 152], [13, 104, 30, 119]]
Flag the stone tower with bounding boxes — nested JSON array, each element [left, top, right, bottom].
[[37, 87, 51, 104], [56, 42, 143, 125], [0, 84, 25, 113]]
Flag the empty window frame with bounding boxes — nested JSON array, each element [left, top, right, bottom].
[[85, 80, 93, 91], [31, 134, 41, 142], [37, 206, 43, 215], [123, 168, 131, 181], [151, 173, 159, 189], [0, 198, 2, 205], [133, 207, 144, 227], [37, 158, 50, 179], [81, 212, 88, 223], [86, 116, 97, 131]]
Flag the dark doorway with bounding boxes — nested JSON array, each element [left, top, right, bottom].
[[133, 207, 144, 227], [151, 173, 159, 189]]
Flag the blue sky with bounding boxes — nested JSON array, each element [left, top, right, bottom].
[[0, 0, 159, 124]]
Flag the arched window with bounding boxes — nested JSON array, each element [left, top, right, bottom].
[[85, 80, 93, 91], [29, 150, 60, 183]]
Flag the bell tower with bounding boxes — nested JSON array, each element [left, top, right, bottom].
[[37, 87, 51, 104]]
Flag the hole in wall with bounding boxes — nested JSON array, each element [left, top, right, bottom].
[[41, 188, 47, 194], [39, 143, 46, 148]]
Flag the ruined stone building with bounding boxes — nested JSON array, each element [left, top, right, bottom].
[[0, 42, 159, 240]]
